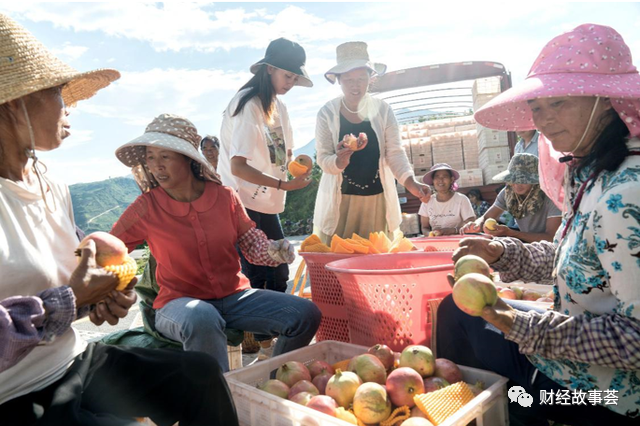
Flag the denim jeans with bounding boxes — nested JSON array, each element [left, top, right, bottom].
[[155, 289, 321, 372], [239, 209, 289, 293], [436, 295, 637, 426]]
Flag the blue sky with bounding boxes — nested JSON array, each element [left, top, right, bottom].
[[2, 2, 639, 185]]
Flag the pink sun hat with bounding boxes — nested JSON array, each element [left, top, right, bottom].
[[474, 24, 640, 137]]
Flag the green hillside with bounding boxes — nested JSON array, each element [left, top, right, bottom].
[[70, 177, 141, 234]]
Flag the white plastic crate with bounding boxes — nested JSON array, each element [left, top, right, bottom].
[[224, 341, 508, 426]]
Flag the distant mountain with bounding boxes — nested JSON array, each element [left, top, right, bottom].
[[70, 176, 141, 234]]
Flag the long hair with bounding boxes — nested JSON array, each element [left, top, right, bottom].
[[232, 65, 276, 124], [575, 108, 630, 177]]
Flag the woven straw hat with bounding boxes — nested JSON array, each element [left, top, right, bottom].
[[324, 41, 387, 84], [0, 14, 120, 106], [116, 114, 221, 192]]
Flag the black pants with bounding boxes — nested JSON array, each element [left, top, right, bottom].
[[436, 295, 637, 426], [239, 209, 289, 293], [0, 343, 238, 426]]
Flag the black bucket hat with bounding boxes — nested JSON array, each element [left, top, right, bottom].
[[250, 38, 313, 87]]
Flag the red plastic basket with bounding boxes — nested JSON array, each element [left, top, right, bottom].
[[298, 252, 363, 343], [326, 252, 454, 352], [410, 235, 491, 252]]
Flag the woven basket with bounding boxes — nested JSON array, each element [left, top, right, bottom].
[[241, 332, 260, 354]]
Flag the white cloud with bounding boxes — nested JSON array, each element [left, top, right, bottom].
[[51, 42, 88, 61], [57, 129, 93, 150]]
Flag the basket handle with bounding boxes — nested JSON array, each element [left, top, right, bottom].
[[291, 259, 309, 298]]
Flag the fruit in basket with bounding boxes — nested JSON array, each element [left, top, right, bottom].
[[484, 218, 498, 231], [312, 371, 333, 395], [467, 380, 485, 397], [306, 395, 338, 417], [344, 132, 367, 151], [367, 344, 395, 371], [288, 380, 319, 399], [401, 418, 435, 426], [326, 369, 362, 408], [497, 288, 517, 300], [77, 232, 136, 291], [537, 296, 554, 303], [290, 391, 314, 406], [523, 290, 543, 301], [386, 367, 425, 407], [257, 379, 290, 399], [453, 254, 491, 282], [423, 377, 450, 393], [348, 354, 387, 384], [433, 359, 463, 384], [353, 382, 392, 424], [409, 406, 432, 421], [510, 286, 524, 299], [452, 273, 498, 316], [399, 345, 435, 378], [276, 361, 311, 387], [335, 407, 358, 424], [331, 358, 352, 372], [307, 360, 335, 379], [287, 154, 313, 177]]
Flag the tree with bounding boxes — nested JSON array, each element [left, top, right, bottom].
[[280, 155, 322, 235]]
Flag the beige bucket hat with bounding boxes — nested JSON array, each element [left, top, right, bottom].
[[0, 14, 119, 106], [116, 114, 221, 192], [324, 41, 387, 84]]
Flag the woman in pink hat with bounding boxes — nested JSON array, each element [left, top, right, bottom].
[[418, 163, 475, 236], [438, 24, 640, 425]]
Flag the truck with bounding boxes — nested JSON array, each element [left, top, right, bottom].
[[370, 61, 517, 235]]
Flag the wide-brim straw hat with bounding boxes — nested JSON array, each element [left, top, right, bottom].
[[0, 14, 119, 106], [116, 114, 221, 192], [250, 38, 313, 88], [493, 153, 539, 184], [422, 163, 460, 185], [324, 41, 387, 84], [474, 24, 640, 135]]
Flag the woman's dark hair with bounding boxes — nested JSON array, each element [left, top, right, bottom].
[[200, 135, 220, 150], [232, 65, 276, 123], [467, 188, 483, 201], [576, 108, 630, 177]]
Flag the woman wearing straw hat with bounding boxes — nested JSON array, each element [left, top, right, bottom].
[[461, 153, 562, 243], [112, 113, 321, 373], [418, 163, 475, 236], [0, 15, 237, 426], [438, 24, 640, 425], [313, 41, 431, 243]]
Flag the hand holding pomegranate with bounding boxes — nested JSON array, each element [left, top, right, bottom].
[[280, 170, 312, 191], [483, 222, 511, 237], [452, 237, 504, 265], [461, 218, 483, 234], [89, 278, 138, 326], [479, 297, 515, 334], [69, 239, 119, 307], [335, 138, 355, 169]]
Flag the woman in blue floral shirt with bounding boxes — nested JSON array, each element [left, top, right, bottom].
[[438, 24, 640, 426]]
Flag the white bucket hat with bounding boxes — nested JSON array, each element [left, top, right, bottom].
[[324, 41, 387, 84], [115, 114, 221, 193]]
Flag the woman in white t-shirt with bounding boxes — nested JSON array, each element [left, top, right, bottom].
[[219, 37, 312, 299], [418, 163, 475, 236]]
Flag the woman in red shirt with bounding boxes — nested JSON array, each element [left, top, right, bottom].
[[111, 114, 321, 372]]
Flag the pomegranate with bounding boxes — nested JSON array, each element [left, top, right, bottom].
[[401, 418, 434, 426], [275, 361, 311, 387], [523, 290, 543, 301], [306, 395, 338, 417], [325, 369, 362, 408], [433, 358, 463, 384], [335, 407, 358, 424], [484, 218, 498, 231], [410, 405, 429, 419], [498, 288, 517, 300], [353, 382, 392, 424], [287, 154, 313, 178], [423, 377, 449, 393], [256, 379, 290, 399], [453, 254, 491, 281], [307, 360, 334, 378], [79, 231, 127, 267], [367, 344, 395, 370], [312, 371, 332, 395], [452, 273, 498, 316], [386, 367, 425, 408], [510, 286, 524, 299], [348, 353, 387, 384], [398, 345, 435, 378], [288, 380, 319, 399], [289, 391, 314, 406]]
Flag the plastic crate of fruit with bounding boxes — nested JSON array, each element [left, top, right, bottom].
[[224, 340, 508, 426]]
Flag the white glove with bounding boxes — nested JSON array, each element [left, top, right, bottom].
[[267, 239, 296, 264]]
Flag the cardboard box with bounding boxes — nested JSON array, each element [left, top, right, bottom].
[[457, 169, 484, 188], [483, 164, 509, 184], [476, 126, 509, 151], [479, 146, 511, 169]]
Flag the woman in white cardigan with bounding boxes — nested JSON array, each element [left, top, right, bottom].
[[313, 42, 431, 242]]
